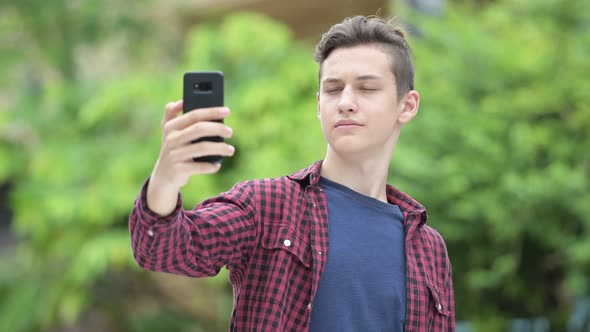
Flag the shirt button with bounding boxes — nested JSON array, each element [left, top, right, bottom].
[[283, 239, 292, 247], [307, 302, 312, 310], [436, 303, 442, 311], [148, 229, 154, 237], [318, 251, 322, 255]]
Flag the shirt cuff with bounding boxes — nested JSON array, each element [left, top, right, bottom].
[[137, 177, 183, 225]]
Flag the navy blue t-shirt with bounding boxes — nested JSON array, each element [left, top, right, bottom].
[[308, 177, 406, 332]]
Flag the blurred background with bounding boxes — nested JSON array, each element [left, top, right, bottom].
[[0, 0, 589, 331]]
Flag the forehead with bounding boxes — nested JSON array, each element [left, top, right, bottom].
[[321, 44, 393, 80]]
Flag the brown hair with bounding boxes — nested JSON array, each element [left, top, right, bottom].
[[314, 15, 415, 98]]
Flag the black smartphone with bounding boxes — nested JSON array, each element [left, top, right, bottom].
[[183, 71, 224, 163]]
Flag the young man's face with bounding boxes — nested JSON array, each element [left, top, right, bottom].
[[317, 44, 418, 160]]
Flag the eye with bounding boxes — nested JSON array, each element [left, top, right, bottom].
[[360, 87, 378, 91], [324, 87, 342, 94]]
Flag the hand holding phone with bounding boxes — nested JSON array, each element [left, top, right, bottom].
[[146, 71, 234, 216], [183, 71, 225, 163]]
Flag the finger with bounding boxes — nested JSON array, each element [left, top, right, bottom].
[[177, 122, 233, 145], [161, 100, 183, 126], [171, 142, 235, 162], [180, 160, 222, 175], [165, 122, 232, 149], [166, 106, 230, 132]]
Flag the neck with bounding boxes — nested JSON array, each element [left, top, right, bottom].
[[320, 149, 392, 203]]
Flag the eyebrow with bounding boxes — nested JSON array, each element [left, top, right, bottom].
[[322, 74, 382, 84]]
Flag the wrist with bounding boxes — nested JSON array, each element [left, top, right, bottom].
[[146, 174, 180, 217]]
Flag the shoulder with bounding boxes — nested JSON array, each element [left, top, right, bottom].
[[418, 224, 454, 288], [242, 175, 299, 188], [233, 175, 303, 198], [420, 224, 453, 273], [416, 224, 451, 269], [420, 225, 448, 249]]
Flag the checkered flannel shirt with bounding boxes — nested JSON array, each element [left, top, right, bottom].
[[129, 160, 455, 331]]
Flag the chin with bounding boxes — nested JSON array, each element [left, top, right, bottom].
[[329, 141, 371, 157], [328, 135, 393, 159]]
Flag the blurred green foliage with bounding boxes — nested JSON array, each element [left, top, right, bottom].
[[0, 0, 588, 331], [396, 0, 590, 329], [0, 3, 320, 331]]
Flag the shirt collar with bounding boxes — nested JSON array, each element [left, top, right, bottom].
[[287, 160, 324, 185], [385, 184, 428, 228], [288, 160, 428, 227]]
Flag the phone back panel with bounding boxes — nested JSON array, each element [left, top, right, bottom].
[[182, 71, 225, 163], [183, 71, 224, 112]]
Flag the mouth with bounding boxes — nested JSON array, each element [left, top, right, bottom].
[[334, 120, 363, 129]]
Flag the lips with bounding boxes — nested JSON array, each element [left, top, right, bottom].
[[334, 119, 363, 128]]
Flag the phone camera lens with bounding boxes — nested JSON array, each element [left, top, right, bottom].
[[193, 81, 212, 92]]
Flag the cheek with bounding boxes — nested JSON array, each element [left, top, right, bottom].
[[318, 114, 329, 132], [317, 109, 332, 137], [317, 101, 329, 121], [368, 106, 399, 133]]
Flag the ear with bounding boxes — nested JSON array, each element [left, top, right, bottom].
[[397, 90, 420, 124]]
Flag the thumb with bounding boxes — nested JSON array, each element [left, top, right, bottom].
[[161, 100, 183, 126]]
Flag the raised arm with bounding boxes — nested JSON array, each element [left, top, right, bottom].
[[129, 179, 257, 277], [129, 100, 256, 277]]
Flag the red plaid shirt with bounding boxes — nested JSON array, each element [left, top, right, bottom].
[[129, 160, 455, 331]]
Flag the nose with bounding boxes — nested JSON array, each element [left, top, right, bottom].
[[337, 86, 358, 113]]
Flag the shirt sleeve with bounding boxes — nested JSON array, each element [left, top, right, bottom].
[[129, 177, 258, 278]]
